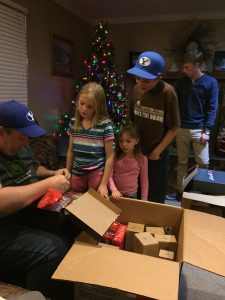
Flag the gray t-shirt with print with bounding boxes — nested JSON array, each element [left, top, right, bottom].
[[0, 145, 39, 187]]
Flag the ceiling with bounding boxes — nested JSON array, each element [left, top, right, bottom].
[[53, 0, 225, 24]]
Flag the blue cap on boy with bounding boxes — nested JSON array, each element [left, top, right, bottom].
[[127, 51, 165, 80]]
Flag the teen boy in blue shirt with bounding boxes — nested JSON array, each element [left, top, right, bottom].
[[176, 50, 218, 199]]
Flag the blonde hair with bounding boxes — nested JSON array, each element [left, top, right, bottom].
[[74, 82, 109, 131]]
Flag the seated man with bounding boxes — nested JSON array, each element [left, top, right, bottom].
[[0, 100, 73, 300]]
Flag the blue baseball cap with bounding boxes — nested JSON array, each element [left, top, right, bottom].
[[0, 100, 46, 137], [127, 51, 165, 79]]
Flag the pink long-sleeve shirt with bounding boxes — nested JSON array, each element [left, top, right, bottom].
[[108, 155, 148, 200]]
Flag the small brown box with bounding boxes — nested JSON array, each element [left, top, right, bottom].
[[125, 222, 145, 251], [133, 232, 159, 257], [159, 249, 175, 261], [154, 234, 177, 252], [145, 226, 165, 236]]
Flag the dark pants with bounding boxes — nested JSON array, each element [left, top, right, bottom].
[[148, 149, 169, 203], [0, 212, 74, 300]]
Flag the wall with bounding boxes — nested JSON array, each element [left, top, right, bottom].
[[13, 0, 91, 133], [7, 1, 225, 134], [109, 19, 225, 74], [108, 18, 225, 157]]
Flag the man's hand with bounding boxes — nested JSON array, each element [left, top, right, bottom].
[[53, 168, 71, 180], [47, 174, 70, 193]]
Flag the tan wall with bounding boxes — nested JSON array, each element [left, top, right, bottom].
[[8, 0, 225, 133], [109, 19, 225, 74], [14, 0, 91, 133]]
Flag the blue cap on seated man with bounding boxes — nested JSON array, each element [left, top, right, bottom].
[[0, 100, 46, 137]]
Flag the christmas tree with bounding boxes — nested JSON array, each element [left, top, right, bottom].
[[53, 21, 127, 136], [52, 112, 71, 137]]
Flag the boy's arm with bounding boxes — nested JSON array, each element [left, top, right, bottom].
[[149, 126, 179, 160], [204, 78, 218, 131], [139, 155, 149, 200]]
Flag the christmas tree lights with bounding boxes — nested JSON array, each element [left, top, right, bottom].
[[53, 21, 127, 136]]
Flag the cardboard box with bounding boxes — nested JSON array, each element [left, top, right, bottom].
[[53, 189, 225, 300], [145, 226, 165, 236], [74, 283, 138, 299], [125, 222, 145, 251], [159, 249, 175, 261], [133, 232, 159, 257], [154, 234, 177, 253], [65, 188, 121, 240], [192, 168, 225, 194], [182, 192, 225, 217]]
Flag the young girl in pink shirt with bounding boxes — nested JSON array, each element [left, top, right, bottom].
[[109, 123, 148, 200]]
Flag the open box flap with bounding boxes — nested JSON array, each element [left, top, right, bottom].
[[65, 189, 121, 240], [183, 192, 225, 207], [182, 209, 225, 277], [53, 241, 180, 300]]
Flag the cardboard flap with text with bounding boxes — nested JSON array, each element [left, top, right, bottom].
[[65, 188, 121, 240], [182, 209, 225, 277], [53, 241, 180, 300]]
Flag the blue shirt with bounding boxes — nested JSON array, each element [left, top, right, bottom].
[[177, 74, 218, 131]]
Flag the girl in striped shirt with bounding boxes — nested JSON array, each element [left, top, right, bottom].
[[66, 82, 114, 198]]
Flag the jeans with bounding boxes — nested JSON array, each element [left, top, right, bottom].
[[0, 215, 74, 300], [176, 128, 209, 193], [148, 149, 169, 203]]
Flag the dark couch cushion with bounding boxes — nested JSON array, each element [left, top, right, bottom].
[[29, 136, 58, 170]]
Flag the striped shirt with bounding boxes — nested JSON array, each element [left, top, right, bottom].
[[68, 119, 114, 175]]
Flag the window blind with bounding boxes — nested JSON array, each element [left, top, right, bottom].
[[0, 0, 27, 105]]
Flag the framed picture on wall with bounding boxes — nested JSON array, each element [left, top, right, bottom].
[[51, 33, 74, 77], [129, 51, 141, 68], [213, 51, 225, 72]]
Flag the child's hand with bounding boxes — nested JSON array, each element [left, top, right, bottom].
[[98, 184, 108, 198], [112, 190, 122, 200]]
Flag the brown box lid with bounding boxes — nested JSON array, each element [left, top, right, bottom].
[[65, 188, 121, 240]]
